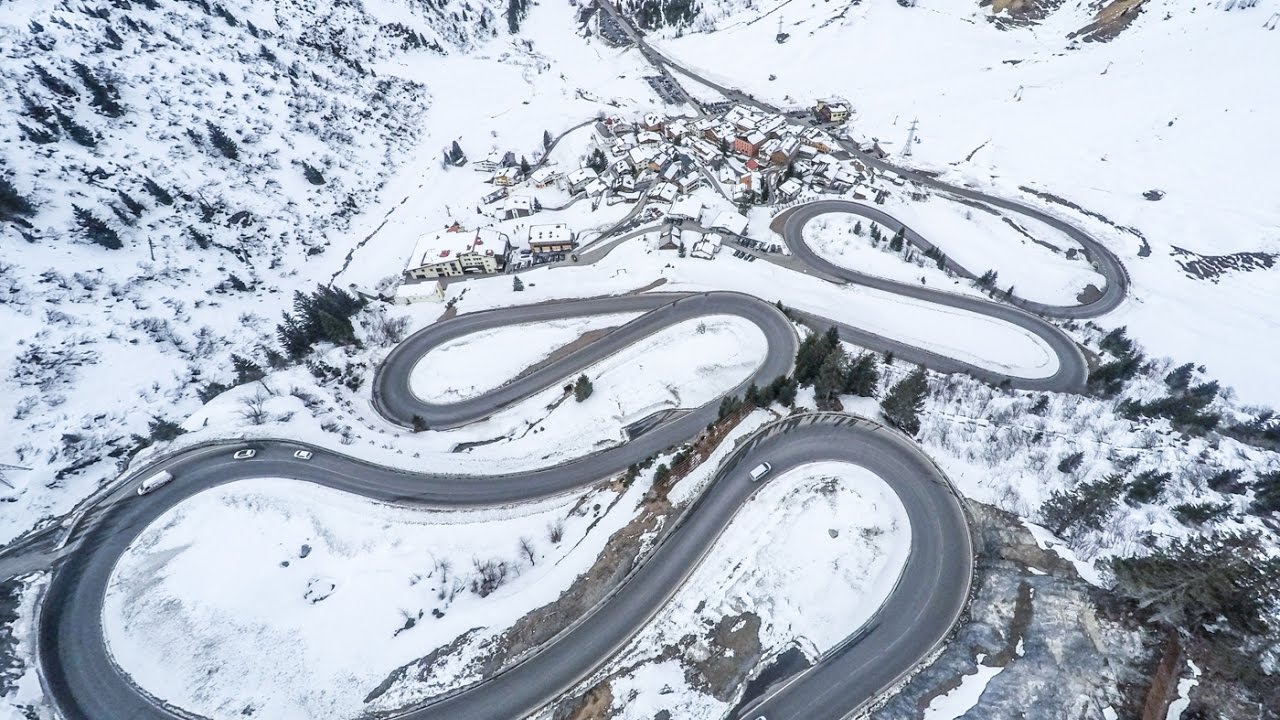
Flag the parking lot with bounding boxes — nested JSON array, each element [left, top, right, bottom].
[[597, 13, 631, 46], [645, 75, 684, 105]]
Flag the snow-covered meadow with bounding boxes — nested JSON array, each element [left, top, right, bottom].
[[102, 478, 628, 719], [409, 314, 640, 403]]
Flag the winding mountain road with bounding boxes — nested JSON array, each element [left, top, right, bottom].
[[28, 8, 1137, 720]]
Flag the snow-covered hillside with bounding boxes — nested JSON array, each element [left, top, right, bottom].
[[649, 0, 1280, 405], [0, 0, 507, 543]]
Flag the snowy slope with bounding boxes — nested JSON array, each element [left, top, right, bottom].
[[0, 0, 508, 543]]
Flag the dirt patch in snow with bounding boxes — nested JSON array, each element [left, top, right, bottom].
[[508, 327, 623, 386], [982, 0, 1067, 28], [1071, 0, 1149, 43]]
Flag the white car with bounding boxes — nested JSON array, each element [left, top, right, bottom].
[[136, 471, 174, 496], [293, 450, 313, 460], [749, 462, 772, 482], [232, 448, 257, 460]]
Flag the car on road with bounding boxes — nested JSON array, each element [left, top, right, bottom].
[[749, 462, 772, 482], [293, 450, 313, 460], [136, 470, 174, 496], [232, 448, 257, 460]]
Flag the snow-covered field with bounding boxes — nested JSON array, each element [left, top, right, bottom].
[[800, 198, 1104, 307], [102, 478, 629, 719], [594, 461, 910, 718], [801, 213, 981, 297], [409, 313, 639, 403], [881, 195, 1106, 306]]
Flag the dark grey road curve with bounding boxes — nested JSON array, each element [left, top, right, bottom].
[[777, 201, 1089, 394], [779, 198, 1127, 320], [373, 292, 795, 430]]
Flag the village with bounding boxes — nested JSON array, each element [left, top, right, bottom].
[[402, 99, 907, 286]]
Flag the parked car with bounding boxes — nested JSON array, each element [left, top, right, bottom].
[[136, 470, 174, 496], [293, 450, 313, 460], [233, 448, 257, 460], [749, 462, 772, 482]]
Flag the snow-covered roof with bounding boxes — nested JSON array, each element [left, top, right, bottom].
[[502, 195, 532, 212], [667, 195, 703, 221], [709, 211, 748, 236], [566, 167, 597, 185], [409, 227, 505, 268], [779, 178, 803, 195], [530, 167, 559, 183], [652, 182, 679, 203], [528, 223, 572, 246]]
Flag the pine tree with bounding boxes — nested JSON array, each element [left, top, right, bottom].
[[853, 220, 863, 236], [0, 176, 37, 225], [73, 206, 122, 249], [1125, 469, 1171, 506], [976, 269, 998, 288], [19, 122, 58, 145], [142, 177, 174, 206], [677, 241, 686, 258], [519, 156, 531, 176], [573, 374, 593, 402], [302, 162, 326, 185], [206, 122, 240, 160], [814, 349, 847, 404], [889, 226, 905, 252], [1039, 473, 1126, 536], [116, 190, 145, 218], [512, 275, 524, 291], [232, 354, 265, 385], [1206, 469, 1247, 495], [148, 416, 186, 442], [774, 376, 797, 406], [793, 333, 827, 385], [32, 64, 78, 97], [842, 353, 880, 397], [71, 61, 124, 117], [1109, 530, 1280, 635], [54, 110, 97, 147], [880, 367, 928, 435], [1250, 470, 1280, 514], [543, 130, 553, 149]]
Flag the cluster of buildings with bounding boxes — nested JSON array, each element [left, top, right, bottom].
[[404, 99, 871, 282]]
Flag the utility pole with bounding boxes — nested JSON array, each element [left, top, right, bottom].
[[903, 118, 919, 157]]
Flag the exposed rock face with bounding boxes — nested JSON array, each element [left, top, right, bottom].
[[872, 503, 1155, 720]]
